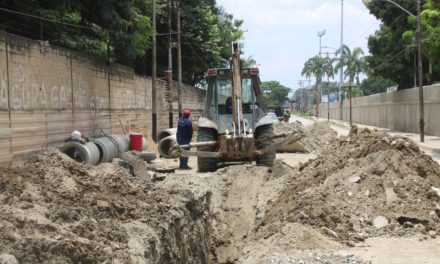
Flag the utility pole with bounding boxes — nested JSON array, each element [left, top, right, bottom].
[[298, 80, 303, 111], [176, 0, 183, 118], [417, 0, 424, 142], [166, 0, 173, 128], [317, 30, 326, 118], [152, 0, 157, 142], [339, 0, 344, 121], [326, 53, 330, 122]]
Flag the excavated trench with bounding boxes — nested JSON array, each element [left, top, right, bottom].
[[157, 159, 302, 264]]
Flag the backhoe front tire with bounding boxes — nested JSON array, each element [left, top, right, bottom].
[[197, 128, 218, 172], [255, 124, 276, 167]]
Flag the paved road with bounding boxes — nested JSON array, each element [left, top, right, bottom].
[[290, 115, 440, 164]]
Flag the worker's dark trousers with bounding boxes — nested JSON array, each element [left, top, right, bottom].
[[179, 146, 190, 168]]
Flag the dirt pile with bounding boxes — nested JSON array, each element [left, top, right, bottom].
[[274, 121, 337, 153], [0, 150, 211, 263], [264, 126, 440, 243]]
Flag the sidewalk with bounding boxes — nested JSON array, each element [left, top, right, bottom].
[[290, 115, 440, 163]]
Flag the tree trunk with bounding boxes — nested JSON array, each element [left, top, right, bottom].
[[315, 78, 320, 118]]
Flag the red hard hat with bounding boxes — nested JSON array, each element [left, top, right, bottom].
[[183, 108, 190, 117]]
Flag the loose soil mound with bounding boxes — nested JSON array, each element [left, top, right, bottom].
[[274, 121, 337, 153], [264, 127, 440, 243], [0, 151, 210, 263]]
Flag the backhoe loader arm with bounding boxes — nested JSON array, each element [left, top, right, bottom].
[[231, 42, 243, 135]]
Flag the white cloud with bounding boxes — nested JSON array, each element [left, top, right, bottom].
[[216, 0, 380, 89]]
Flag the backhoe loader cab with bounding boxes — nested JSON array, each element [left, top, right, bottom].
[[204, 67, 265, 134], [194, 43, 276, 172]]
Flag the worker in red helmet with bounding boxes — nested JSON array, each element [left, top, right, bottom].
[[176, 108, 193, 169]]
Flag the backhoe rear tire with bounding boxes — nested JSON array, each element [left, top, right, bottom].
[[197, 128, 218, 172], [255, 124, 276, 167]]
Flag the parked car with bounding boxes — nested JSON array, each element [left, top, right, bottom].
[[267, 105, 283, 121], [267, 112, 280, 123]]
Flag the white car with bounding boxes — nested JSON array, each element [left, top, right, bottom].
[[267, 112, 280, 123]]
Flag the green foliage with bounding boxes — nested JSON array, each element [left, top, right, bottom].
[[152, 0, 244, 84], [261, 81, 291, 106], [402, 0, 440, 83], [0, 0, 153, 64], [301, 56, 334, 107], [242, 56, 257, 67], [365, 0, 440, 89], [360, 75, 396, 96], [0, 0, 244, 85], [348, 86, 364, 98], [321, 81, 339, 94], [301, 56, 326, 83], [334, 45, 367, 85]]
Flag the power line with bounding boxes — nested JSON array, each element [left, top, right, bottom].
[[346, 7, 416, 48], [370, 45, 411, 71], [0, 7, 98, 31], [343, 10, 367, 40]]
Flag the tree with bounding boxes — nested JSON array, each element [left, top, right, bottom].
[[334, 45, 367, 86], [402, 0, 440, 83], [360, 75, 396, 96], [0, 0, 245, 85], [334, 45, 367, 125], [301, 56, 333, 117], [242, 56, 257, 67], [261, 81, 291, 106], [365, 0, 440, 89]]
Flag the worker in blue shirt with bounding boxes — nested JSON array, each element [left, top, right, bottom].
[[176, 108, 193, 169]]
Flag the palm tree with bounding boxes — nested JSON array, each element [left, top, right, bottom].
[[301, 56, 325, 117], [334, 45, 367, 125], [301, 56, 335, 118], [335, 45, 368, 84]]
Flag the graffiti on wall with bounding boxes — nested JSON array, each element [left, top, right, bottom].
[[75, 80, 108, 111], [0, 64, 152, 111], [113, 86, 150, 110], [0, 64, 72, 111]]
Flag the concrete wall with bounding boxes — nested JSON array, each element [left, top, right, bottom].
[[0, 31, 205, 165], [318, 84, 440, 136]]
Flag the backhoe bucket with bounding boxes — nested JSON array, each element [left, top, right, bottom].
[[274, 129, 307, 153]]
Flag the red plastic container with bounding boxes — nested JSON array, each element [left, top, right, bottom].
[[129, 133, 143, 151]]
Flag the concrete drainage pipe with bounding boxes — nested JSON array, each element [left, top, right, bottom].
[[59, 141, 100, 165], [158, 128, 177, 142], [112, 135, 130, 153], [158, 135, 178, 158], [141, 151, 157, 162], [93, 135, 129, 163]]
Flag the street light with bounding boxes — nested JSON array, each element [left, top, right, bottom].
[[338, 0, 344, 122], [362, 0, 424, 142], [317, 30, 326, 57]]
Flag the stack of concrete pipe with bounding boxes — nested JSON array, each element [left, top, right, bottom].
[[60, 134, 156, 165]]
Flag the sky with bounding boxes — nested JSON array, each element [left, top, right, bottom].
[[216, 0, 381, 93]]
